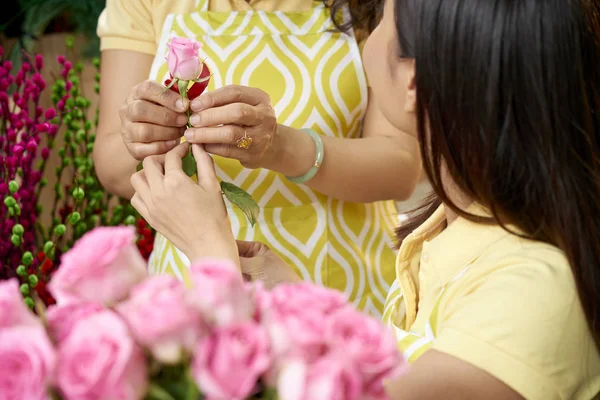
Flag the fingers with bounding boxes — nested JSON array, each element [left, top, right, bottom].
[[236, 240, 266, 258], [126, 99, 189, 127], [126, 140, 180, 160], [130, 193, 149, 222], [133, 80, 188, 112], [164, 143, 190, 176], [191, 144, 219, 190], [190, 85, 270, 112], [141, 156, 164, 191], [204, 143, 251, 164], [127, 122, 184, 143], [189, 103, 263, 128], [130, 170, 151, 204], [184, 125, 247, 145]]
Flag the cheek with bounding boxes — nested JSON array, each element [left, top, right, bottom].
[[363, 35, 415, 134], [362, 31, 382, 93]]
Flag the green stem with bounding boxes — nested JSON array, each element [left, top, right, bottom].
[[144, 384, 177, 400]]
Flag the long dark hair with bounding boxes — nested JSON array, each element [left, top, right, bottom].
[[394, 0, 600, 345], [323, 0, 383, 36]]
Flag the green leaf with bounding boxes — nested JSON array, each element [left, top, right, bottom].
[[220, 182, 260, 227], [181, 149, 197, 177]]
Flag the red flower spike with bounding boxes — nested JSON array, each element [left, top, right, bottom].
[[40, 259, 54, 274]]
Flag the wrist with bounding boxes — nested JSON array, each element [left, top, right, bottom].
[[261, 125, 315, 177], [184, 222, 239, 265]]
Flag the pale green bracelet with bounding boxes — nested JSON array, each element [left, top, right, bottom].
[[286, 129, 324, 184]]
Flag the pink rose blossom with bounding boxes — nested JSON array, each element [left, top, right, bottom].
[[56, 310, 147, 400], [0, 279, 39, 328], [117, 275, 203, 364], [49, 226, 147, 306], [261, 283, 349, 359], [166, 37, 203, 81], [47, 302, 104, 343], [326, 307, 404, 399], [192, 322, 271, 400], [187, 259, 252, 326], [277, 353, 362, 400], [0, 325, 56, 400]]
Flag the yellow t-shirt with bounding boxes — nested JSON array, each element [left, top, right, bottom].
[[385, 205, 600, 400], [97, 0, 321, 55]]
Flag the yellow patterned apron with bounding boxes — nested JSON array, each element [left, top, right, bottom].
[[147, 0, 398, 316]]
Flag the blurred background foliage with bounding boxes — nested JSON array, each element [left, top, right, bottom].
[[0, 0, 104, 64]]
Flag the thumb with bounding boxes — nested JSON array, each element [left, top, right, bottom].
[[192, 144, 218, 188]]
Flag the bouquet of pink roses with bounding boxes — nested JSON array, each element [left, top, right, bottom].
[[0, 226, 405, 400]]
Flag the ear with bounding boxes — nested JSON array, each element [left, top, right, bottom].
[[403, 60, 417, 113]]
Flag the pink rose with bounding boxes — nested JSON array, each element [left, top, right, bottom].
[[47, 302, 104, 343], [192, 322, 271, 400], [187, 259, 252, 326], [117, 275, 203, 364], [277, 353, 362, 400], [0, 279, 39, 328], [49, 226, 147, 306], [0, 325, 56, 400], [261, 283, 348, 358], [326, 307, 404, 399], [56, 310, 147, 400], [167, 37, 203, 81]]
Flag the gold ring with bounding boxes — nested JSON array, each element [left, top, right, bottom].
[[236, 130, 253, 150]]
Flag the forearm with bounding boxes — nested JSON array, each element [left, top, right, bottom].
[[263, 125, 421, 203], [94, 50, 155, 200], [93, 130, 137, 199]]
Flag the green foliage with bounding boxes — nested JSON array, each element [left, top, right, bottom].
[[3, 0, 105, 60]]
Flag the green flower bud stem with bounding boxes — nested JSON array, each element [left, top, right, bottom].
[[20, 284, 29, 296], [16, 265, 27, 276], [8, 180, 19, 194], [29, 275, 39, 287], [73, 187, 85, 201], [11, 234, 21, 247], [24, 297, 35, 309], [43, 241, 54, 255], [12, 224, 24, 237], [68, 212, 81, 225], [21, 251, 34, 266], [54, 224, 67, 237], [4, 196, 17, 208]]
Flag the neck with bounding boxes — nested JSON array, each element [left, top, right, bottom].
[[440, 168, 473, 226]]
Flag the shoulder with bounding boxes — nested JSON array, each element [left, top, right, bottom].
[[460, 234, 573, 300], [434, 235, 600, 400]]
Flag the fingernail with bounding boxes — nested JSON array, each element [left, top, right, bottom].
[[175, 99, 186, 111], [176, 114, 188, 125], [167, 139, 180, 146], [190, 114, 201, 126], [184, 130, 194, 141], [190, 98, 203, 111]]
